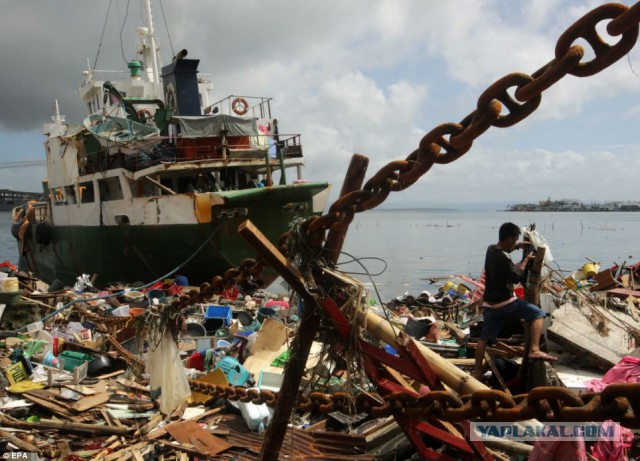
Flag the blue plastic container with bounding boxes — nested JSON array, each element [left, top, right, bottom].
[[204, 305, 232, 326]]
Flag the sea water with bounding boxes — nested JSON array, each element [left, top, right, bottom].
[[1, 210, 637, 299], [340, 209, 639, 299]]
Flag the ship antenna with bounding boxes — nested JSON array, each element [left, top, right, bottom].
[[143, 0, 160, 85], [52, 99, 66, 124]]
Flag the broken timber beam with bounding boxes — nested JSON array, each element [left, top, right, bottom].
[[324, 153, 369, 265], [519, 246, 547, 388], [239, 220, 320, 461], [241, 153, 369, 461]]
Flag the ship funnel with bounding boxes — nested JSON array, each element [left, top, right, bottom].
[[161, 58, 201, 116]]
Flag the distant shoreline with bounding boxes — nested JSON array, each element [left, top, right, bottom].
[[506, 199, 640, 212]]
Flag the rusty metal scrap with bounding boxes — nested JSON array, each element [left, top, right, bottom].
[[187, 380, 640, 429]]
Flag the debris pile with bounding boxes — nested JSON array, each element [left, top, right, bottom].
[[1, 249, 640, 460]]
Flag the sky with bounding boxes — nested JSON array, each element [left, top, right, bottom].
[[1, 0, 640, 209]]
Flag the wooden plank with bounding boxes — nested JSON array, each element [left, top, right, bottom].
[[484, 352, 512, 397], [547, 303, 639, 371], [24, 389, 76, 419], [156, 439, 216, 459], [166, 420, 232, 456], [64, 384, 96, 395], [146, 407, 223, 441], [444, 321, 467, 344], [0, 417, 131, 436], [607, 288, 640, 299], [628, 296, 639, 322], [70, 391, 109, 412]]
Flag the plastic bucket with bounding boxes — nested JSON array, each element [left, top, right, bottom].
[[130, 307, 145, 317], [124, 290, 145, 303], [146, 289, 165, 303], [582, 263, 598, 279], [441, 281, 455, 293], [236, 311, 254, 326], [2, 277, 19, 293], [203, 318, 224, 334], [257, 307, 276, 323], [184, 322, 206, 337], [456, 284, 469, 296]]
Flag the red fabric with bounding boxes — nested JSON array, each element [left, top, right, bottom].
[[0, 261, 16, 271], [221, 286, 239, 301], [530, 439, 587, 461], [585, 356, 640, 392], [186, 352, 204, 371], [591, 420, 634, 461]]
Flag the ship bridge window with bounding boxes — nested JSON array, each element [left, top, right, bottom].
[[51, 187, 66, 206], [64, 186, 77, 204], [78, 181, 95, 203], [98, 177, 124, 201]]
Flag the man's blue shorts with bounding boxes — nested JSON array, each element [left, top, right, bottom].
[[480, 299, 546, 345]]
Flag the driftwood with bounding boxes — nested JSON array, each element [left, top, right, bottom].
[[0, 427, 41, 454], [0, 415, 131, 436]]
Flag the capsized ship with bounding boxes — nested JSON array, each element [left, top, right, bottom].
[[16, 0, 330, 287]]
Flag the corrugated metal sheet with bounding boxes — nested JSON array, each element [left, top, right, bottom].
[[212, 414, 377, 460]]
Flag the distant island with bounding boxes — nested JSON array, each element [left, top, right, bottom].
[[506, 198, 640, 212]]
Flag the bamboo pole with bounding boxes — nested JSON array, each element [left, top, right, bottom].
[[363, 311, 487, 394]]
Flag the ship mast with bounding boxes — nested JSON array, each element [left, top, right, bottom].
[[144, 0, 161, 85]]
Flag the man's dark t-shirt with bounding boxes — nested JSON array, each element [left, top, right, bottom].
[[483, 244, 523, 304]]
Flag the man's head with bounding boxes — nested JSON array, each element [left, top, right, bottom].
[[498, 222, 521, 252]]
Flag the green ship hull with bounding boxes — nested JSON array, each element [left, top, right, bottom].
[[19, 182, 328, 287]]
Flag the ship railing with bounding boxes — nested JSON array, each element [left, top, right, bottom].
[[79, 70, 213, 90], [205, 95, 274, 120], [79, 132, 303, 174]]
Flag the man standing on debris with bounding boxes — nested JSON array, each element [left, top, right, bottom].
[[473, 222, 556, 380]]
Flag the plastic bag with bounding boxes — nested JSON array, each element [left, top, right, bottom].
[[523, 227, 554, 275], [147, 329, 192, 415], [73, 273, 93, 292]]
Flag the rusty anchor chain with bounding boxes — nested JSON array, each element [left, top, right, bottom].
[[302, 1, 640, 248], [186, 380, 640, 428], [99, 1, 640, 433]]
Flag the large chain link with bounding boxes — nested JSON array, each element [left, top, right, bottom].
[[305, 2, 640, 246], [187, 380, 640, 428]]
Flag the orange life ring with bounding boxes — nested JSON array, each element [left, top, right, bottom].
[[231, 97, 249, 116], [137, 109, 154, 122]]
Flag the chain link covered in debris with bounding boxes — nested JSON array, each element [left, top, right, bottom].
[[187, 380, 640, 428]]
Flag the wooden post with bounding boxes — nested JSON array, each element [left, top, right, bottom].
[[519, 246, 547, 388], [324, 153, 369, 265], [242, 154, 369, 461]]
